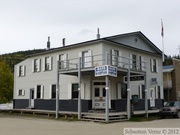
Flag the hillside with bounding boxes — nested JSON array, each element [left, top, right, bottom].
[[0, 49, 46, 72]]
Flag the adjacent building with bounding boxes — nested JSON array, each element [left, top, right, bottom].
[[163, 58, 180, 101], [13, 31, 164, 112]]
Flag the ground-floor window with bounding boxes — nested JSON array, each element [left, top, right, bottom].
[[51, 85, 56, 99], [139, 85, 145, 99], [155, 86, 161, 99], [36, 85, 43, 99], [121, 83, 127, 99], [17, 89, 25, 96], [72, 83, 78, 99]]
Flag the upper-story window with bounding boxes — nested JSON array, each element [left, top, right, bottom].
[[130, 54, 145, 71], [82, 51, 88, 68], [44, 56, 52, 71], [132, 54, 137, 70], [111, 49, 122, 67], [130, 54, 137, 70], [150, 59, 158, 72], [33, 59, 41, 72], [57, 54, 68, 69], [18, 65, 25, 77], [79, 50, 92, 68]]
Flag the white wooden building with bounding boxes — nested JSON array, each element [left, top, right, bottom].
[[13, 31, 164, 112]]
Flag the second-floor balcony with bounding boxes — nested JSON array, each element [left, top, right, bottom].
[[58, 53, 146, 75]]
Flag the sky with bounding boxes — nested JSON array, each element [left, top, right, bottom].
[[0, 0, 180, 56]]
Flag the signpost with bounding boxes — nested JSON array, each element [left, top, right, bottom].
[[95, 65, 117, 77], [95, 64, 117, 122]]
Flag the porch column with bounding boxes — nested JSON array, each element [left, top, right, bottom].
[[56, 61, 60, 119], [145, 62, 148, 118], [105, 76, 109, 122], [78, 57, 81, 120], [127, 57, 131, 119], [105, 52, 109, 122]]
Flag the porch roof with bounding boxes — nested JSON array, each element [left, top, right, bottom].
[[163, 65, 174, 73]]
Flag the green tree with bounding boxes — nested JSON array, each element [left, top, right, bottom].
[[0, 61, 13, 103]]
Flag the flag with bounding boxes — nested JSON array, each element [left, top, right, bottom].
[[161, 19, 164, 37]]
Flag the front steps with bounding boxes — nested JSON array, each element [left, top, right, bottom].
[[81, 113, 128, 122]]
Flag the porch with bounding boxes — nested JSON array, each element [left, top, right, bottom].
[[56, 53, 147, 121], [0, 108, 159, 123]]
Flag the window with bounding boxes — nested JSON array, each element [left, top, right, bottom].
[[150, 59, 158, 72], [139, 85, 145, 99], [18, 65, 25, 76], [95, 88, 100, 97], [112, 50, 119, 66], [121, 83, 127, 99], [36, 85, 43, 99], [17, 89, 25, 96], [51, 85, 56, 99], [57, 54, 68, 69], [59, 54, 65, 69], [82, 51, 88, 68], [72, 84, 78, 99], [155, 86, 161, 99], [33, 59, 41, 72], [80, 50, 92, 68], [111, 49, 122, 67], [37, 85, 41, 99], [103, 88, 106, 97], [138, 56, 145, 71], [131, 54, 137, 70], [44, 56, 52, 71]]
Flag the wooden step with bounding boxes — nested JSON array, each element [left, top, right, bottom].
[[81, 114, 128, 122]]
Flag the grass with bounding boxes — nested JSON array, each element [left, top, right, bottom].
[[0, 112, 78, 122], [129, 115, 161, 122]]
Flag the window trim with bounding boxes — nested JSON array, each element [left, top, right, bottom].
[[17, 89, 25, 96], [18, 65, 26, 77], [80, 50, 92, 68], [71, 83, 79, 99], [44, 56, 52, 71], [150, 59, 158, 73], [111, 49, 122, 67], [50, 84, 56, 99], [33, 58, 41, 73], [57, 54, 68, 69], [35, 85, 44, 99]]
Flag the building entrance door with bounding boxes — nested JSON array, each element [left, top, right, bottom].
[[94, 86, 106, 109], [150, 88, 155, 107], [29, 88, 35, 108]]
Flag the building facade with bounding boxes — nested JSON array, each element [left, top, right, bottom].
[[13, 31, 164, 112], [163, 58, 180, 101]]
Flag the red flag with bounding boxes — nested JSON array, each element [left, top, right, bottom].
[[161, 20, 164, 37]]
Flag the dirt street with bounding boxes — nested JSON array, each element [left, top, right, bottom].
[[0, 115, 180, 135]]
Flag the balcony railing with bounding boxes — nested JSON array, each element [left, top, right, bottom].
[[58, 53, 146, 72]]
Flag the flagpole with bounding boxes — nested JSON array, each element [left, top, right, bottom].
[[161, 19, 164, 101], [162, 35, 164, 62], [161, 19, 164, 62]]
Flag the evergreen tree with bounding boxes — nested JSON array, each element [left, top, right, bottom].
[[0, 61, 13, 103]]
